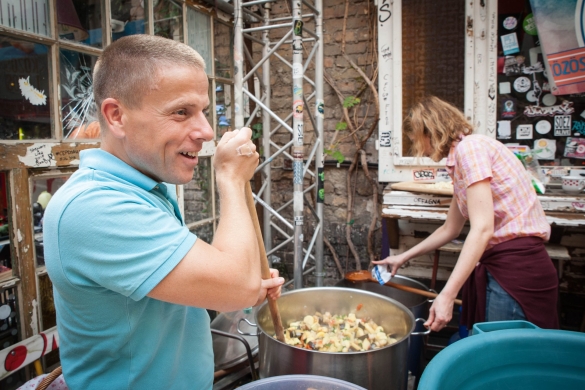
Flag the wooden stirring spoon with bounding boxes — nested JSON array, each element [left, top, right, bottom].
[[345, 270, 462, 306], [245, 182, 286, 342]]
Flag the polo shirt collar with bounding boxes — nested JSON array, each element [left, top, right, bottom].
[[445, 135, 466, 178], [80, 148, 159, 192]]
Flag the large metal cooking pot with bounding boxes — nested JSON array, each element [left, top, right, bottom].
[[239, 287, 429, 390], [336, 275, 431, 378]]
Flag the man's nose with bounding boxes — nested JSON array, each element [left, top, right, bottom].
[[191, 115, 214, 142]]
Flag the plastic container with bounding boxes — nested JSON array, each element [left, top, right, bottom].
[[418, 320, 585, 390], [236, 374, 367, 390]]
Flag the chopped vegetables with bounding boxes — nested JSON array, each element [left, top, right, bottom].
[[276, 311, 397, 352]]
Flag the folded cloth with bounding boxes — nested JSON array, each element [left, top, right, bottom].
[[462, 236, 559, 329]]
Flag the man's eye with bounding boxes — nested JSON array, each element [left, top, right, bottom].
[[175, 109, 187, 116], [203, 108, 210, 116]]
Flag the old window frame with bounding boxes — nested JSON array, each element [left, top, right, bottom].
[[377, 0, 498, 183]]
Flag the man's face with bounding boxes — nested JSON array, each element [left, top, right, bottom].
[[121, 66, 213, 184]]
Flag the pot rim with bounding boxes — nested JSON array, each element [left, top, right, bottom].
[[255, 286, 416, 355]]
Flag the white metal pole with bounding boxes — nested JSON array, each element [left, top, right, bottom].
[[314, 0, 324, 286], [292, 0, 305, 289]]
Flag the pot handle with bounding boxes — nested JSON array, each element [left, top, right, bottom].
[[410, 318, 431, 336], [427, 289, 438, 303], [237, 318, 260, 336]]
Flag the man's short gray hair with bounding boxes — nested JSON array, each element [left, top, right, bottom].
[[93, 34, 206, 127]]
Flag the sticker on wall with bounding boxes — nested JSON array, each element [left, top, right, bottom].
[[293, 84, 303, 98], [497, 121, 512, 139], [503, 16, 518, 30], [501, 98, 517, 118], [554, 115, 572, 136], [565, 137, 585, 159], [526, 91, 538, 103], [501, 33, 520, 55], [499, 82, 511, 94], [542, 93, 557, 106], [504, 55, 525, 76], [292, 63, 303, 79], [380, 131, 391, 147], [573, 120, 585, 136], [535, 120, 552, 135], [19, 77, 47, 106], [513, 76, 531, 93], [293, 100, 304, 118], [293, 20, 303, 36], [524, 100, 575, 117], [516, 124, 533, 139], [533, 139, 556, 160], [436, 168, 450, 182], [412, 169, 435, 181], [316, 100, 324, 118], [523, 13, 538, 36]]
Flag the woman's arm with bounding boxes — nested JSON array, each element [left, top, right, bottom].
[[373, 196, 467, 276], [424, 178, 494, 331]]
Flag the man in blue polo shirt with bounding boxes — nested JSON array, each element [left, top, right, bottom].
[[44, 34, 283, 389]]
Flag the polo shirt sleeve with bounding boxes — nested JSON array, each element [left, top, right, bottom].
[[57, 187, 197, 301], [455, 138, 494, 188]]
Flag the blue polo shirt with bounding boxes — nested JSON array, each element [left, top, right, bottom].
[[44, 149, 213, 390]]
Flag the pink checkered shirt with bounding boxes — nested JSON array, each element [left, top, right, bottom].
[[445, 134, 550, 249]]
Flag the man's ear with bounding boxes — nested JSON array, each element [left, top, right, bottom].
[[101, 98, 126, 139]]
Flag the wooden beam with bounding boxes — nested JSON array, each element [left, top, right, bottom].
[[9, 169, 39, 339]]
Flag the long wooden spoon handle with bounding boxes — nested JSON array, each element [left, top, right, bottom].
[[385, 281, 463, 306], [245, 182, 285, 342]]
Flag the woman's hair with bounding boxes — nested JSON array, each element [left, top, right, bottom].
[[403, 96, 473, 162]]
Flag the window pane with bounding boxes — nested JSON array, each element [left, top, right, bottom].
[[184, 157, 213, 225], [187, 7, 211, 74], [153, 0, 183, 42], [0, 172, 12, 280], [32, 175, 69, 266], [401, 0, 465, 156], [111, 0, 147, 42], [0, 36, 52, 140], [60, 49, 99, 140], [214, 20, 233, 78], [58, 0, 103, 48], [0, 0, 51, 37], [216, 82, 232, 140]]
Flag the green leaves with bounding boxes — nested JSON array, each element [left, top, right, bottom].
[[335, 122, 348, 131], [343, 96, 360, 108], [325, 148, 345, 164], [251, 123, 263, 140]]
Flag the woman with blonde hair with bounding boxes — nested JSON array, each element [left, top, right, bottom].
[[374, 96, 558, 332]]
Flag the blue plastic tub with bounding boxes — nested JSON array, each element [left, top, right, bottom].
[[237, 374, 367, 389], [418, 320, 585, 390]]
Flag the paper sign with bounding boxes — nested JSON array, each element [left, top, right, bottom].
[[516, 124, 534, 139], [533, 138, 556, 160], [497, 120, 512, 139], [554, 115, 572, 136], [565, 137, 585, 159], [530, 0, 585, 94], [501, 32, 520, 55]]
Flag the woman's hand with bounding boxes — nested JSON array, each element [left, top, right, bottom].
[[372, 253, 409, 277], [254, 268, 284, 306], [424, 293, 455, 332]]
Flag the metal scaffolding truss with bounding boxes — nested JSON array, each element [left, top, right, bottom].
[[233, 0, 324, 288]]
